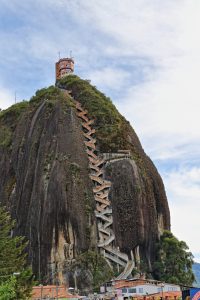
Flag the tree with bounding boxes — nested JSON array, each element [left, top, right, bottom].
[[0, 276, 17, 300], [153, 230, 195, 286], [0, 206, 35, 299], [69, 250, 113, 292]]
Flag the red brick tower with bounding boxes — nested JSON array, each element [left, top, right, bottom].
[[55, 57, 74, 80]]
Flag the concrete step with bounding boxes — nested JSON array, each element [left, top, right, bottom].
[[104, 246, 128, 262], [95, 212, 113, 224], [104, 252, 127, 267], [90, 175, 111, 186], [83, 133, 96, 144], [95, 191, 109, 198], [95, 195, 110, 205], [93, 170, 104, 177], [85, 141, 96, 150], [89, 156, 105, 166], [87, 149, 97, 159], [75, 103, 84, 112], [93, 183, 110, 193], [83, 129, 95, 136], [98, 234, 115, 247], [77, 112, 88, 122], [95, 196, 110, 207], [116, 260, 135, 279], [96, 204, 107, 212], [82, 123, 92, 131], [99, 208, 112, 215], [98, 226, 113, 236], [77, 109, 88, 115]]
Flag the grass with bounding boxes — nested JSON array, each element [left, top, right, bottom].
[[30, 85, 74, 107], [0, 126, 12, 148], [0, 101, 29, 122], [57, 75, 130, 152]]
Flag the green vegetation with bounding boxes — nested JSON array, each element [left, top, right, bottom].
[[30, 85, 61, 103], [69, 162, 81, 178], [0, 86, 74, 151], [0, 86, 73, 129], [56, 75, 148, 175], [0, 206, 35, 299], [83, 190, 94, 243], [69, 250, 113, 291], [0, 101, 29, 122], [153, 230, 195, 286], [0, 126, 12, 147], [30, 85, 74, 107], [0, 101, 29, 150], [84, 190, 94, 216], [57, 75, 130, 152], [5, 177, 16, 198], [0, 276, 17, 300]]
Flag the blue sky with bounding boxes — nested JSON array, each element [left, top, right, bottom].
[[0, 0, 200, 262]]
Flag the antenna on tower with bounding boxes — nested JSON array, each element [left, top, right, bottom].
[[15, 92, 17, 104], [58, 51, 61, 60], [70, 50, 72, 58]]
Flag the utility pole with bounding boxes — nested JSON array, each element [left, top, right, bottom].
[[56, 285, 59, 300], [56, 277, 59, 300], [74, 269, 77, 293], [160, 283, 165, 300]]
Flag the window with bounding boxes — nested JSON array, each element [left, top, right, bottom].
[[106, 282, 112, 287], [122, 288, 127, 293], [168, 287, 177, 292], [128, 288, 136, 294], [139, 288, 143, 294]]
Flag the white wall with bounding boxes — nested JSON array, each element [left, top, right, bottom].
[[118, 283, 180, 297]]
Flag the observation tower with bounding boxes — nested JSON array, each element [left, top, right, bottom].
[[55, 57, 74, 80]]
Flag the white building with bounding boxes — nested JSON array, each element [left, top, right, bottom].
[[118, 281, 180, 298], [100, 279, 181, 300]]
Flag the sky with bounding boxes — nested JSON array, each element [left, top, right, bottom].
[[0, 0, 200, 262]]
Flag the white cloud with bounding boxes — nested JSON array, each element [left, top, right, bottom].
[[79, 0, 200, 162], [117, 55, 200, 161], [65, 0, 200, 160], [88, 67, 130, 90], [164, 167, 200, 260], [66, 0, 183, 58], [0, 87, 14, 110]]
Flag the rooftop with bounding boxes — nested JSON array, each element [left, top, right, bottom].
[[32, 285, 80, 299]]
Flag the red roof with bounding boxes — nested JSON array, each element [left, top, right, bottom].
[[32, 285, 80, 299], [148, 291, 182, 297], [135, 291, 182, 299]]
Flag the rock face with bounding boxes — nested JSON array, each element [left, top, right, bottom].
[[0, 77, 170, 289], [105, 159, 168, 269], [0, 90, 97, 284]]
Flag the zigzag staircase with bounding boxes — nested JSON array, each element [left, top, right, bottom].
[[74, 99, 135, 279], [59, 88, 135, 278]]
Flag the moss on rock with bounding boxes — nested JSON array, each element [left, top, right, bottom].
[[69, 250, 113, 292]]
